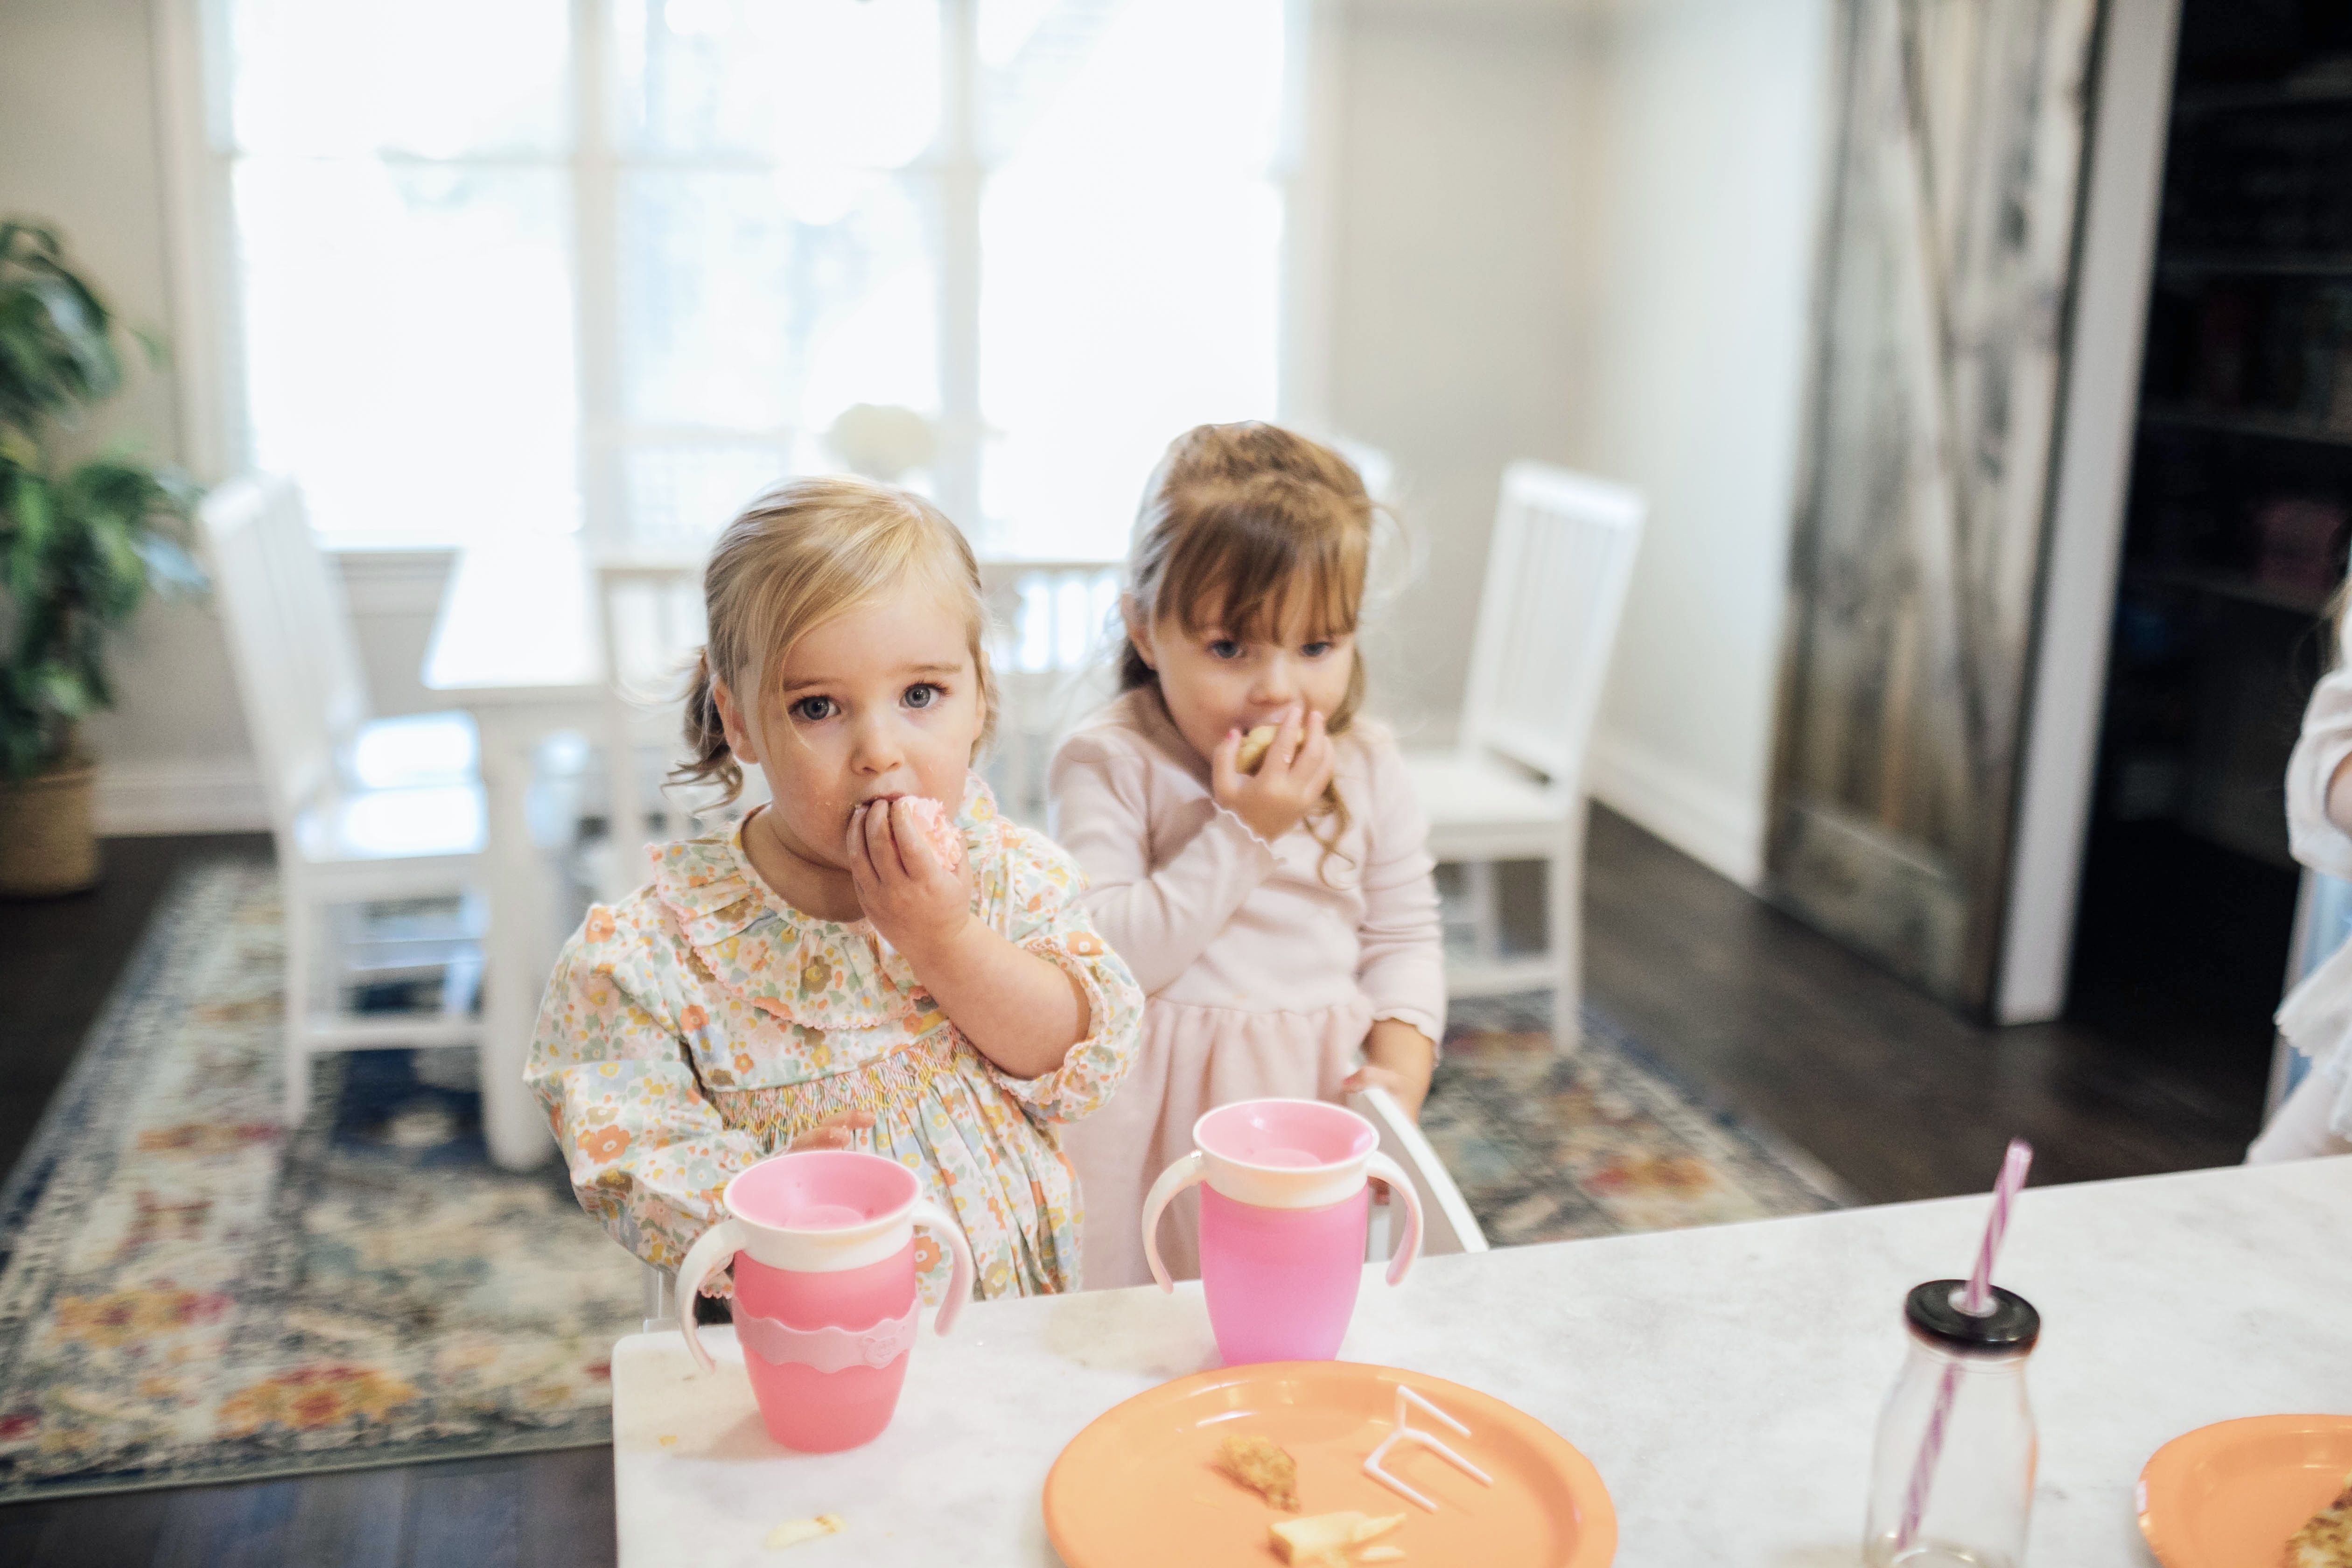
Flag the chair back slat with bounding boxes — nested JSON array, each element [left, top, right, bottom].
[[202, 476, 364, 836], [976, 560, 1121, 827], [1458, 462, 1645, 791]]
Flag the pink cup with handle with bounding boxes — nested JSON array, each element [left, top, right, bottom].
[[1142, 1098, 1423, 1365], [674, 1150, 973, 1452]]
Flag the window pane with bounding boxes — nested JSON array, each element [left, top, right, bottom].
[[978, 0, 1286, 555], [614, 0, 940, 164], [619, 171, 938, 432], [229, 0, 570, 157], [237, 161, 579, 538], [621, 443, 803, 551]]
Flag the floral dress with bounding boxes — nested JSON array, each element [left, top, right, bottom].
[[525, 775, 1143, 1300]]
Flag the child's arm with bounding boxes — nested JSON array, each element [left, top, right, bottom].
[[849, 797, 1087, 1078], [526, 923, 772, 1276], [1047, 735, 1280, 993], [1345, 736, 1448, 1120]]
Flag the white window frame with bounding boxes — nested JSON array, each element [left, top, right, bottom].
[[148, 0, 1337, 554]]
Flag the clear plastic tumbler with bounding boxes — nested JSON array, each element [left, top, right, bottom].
[[1863, 1280, 2040, 1568]]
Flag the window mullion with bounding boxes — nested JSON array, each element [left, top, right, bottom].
[[936, 0, 984, 545], [572, 0, 623, 546]]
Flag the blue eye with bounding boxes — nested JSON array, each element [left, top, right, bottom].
[[904, 683, 941, 709], [791, 696, 836, 722], [1207, 639, 1243, 660]]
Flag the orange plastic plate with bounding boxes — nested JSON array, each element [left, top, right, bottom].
[[2138, 1414, 2352, 1568], [1043, 1361, 1615, 1568]]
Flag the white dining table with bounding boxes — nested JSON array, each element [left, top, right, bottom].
[[609, 1155, 2352, 1566], [422, 535, 603, 1170]]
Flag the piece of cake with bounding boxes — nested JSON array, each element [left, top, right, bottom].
[[1234, 724, 1280, 774], [1269, 1511, 1406, 1566], [899, 795, 965, 872], [1218, 1434, 1300, 1511], [2287, 1473, 2352, 1568]]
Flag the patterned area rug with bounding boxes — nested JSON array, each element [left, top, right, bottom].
[[1424, 994, 1852, 1244], [0, 862, 641, 1502]]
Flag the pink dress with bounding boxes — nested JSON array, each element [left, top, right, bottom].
[[1049, 687, 1445, 1287]]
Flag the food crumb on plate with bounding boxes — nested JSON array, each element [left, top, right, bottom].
[[763, 1514, 846, 1551]]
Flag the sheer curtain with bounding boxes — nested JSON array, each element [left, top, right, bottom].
[[215, 0, 1293, 557]]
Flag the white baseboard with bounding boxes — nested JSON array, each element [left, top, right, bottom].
[[95, 758, 269, 836], [1587, 729, 1764, 889]]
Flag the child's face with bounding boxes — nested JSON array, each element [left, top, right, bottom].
[[719, 577, 983, 872], [1131, 589, 1355, 765]]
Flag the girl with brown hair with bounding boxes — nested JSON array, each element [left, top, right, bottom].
[[1049, 423, 1445, 1288]]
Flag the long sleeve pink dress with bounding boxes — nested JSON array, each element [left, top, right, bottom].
[[1048, 686, 1445, 1287]]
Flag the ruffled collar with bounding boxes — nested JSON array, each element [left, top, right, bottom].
[[645, 774, 995, 1031]]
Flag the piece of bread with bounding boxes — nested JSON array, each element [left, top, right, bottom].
[[1235, 724, 1280, 774], [899, 796, 964, 872], [2287, 1474, 2352, 1568], [1218, 1434, 1300, 1511], [1269, 1511, 1405, 1566]]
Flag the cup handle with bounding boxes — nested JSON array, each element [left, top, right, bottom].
[[910, 1198, 975, 1335], [673, 1216, 747, 1374], [1365, 1152, 1423, 1287], [1141, 1150, 1207, 1293]]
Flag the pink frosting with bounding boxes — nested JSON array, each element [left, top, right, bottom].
[[902, 796, 965, 872]]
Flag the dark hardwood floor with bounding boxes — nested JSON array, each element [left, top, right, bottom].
[[0, 811, 2275, 1563]]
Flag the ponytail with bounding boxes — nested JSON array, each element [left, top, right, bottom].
[[671, 648, 743, 803]]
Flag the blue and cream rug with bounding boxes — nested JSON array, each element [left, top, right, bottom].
[[0, 862, 1844, 1500]]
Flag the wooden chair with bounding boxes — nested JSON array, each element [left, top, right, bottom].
[[203, 476, 489, 1123], [1402, 462, 1645, 1032]]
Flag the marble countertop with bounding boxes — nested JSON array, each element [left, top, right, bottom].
[[610, 1155, 2352, 1566]]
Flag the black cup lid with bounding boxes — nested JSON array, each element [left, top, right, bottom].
[[1904, 1280, 2040, 1354]]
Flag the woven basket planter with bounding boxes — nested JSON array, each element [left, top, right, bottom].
[[0, 758, 100, 897]]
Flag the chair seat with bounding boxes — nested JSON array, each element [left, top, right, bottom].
[[348, 710, 480, 790], [295, 782, 486, 868], [1402, 750, 1575, 831]]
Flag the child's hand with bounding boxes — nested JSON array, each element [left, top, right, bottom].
[[847, 797, 975, 966], [1211, 704, 1336, 843], [1342, 1019, 1436, 1121], [788, 1109, 875, 1152]]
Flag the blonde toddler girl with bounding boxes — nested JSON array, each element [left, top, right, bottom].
[[527, 477, 1143, 1300]]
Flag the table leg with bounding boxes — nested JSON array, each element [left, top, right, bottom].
[[476, 711, 560, 1171]]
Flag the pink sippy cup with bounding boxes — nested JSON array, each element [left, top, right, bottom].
[[1141, 1098, 1423, 1365], [673, 1150, 973, 1452]]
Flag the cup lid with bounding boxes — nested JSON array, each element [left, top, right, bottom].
[[1905, 1280, 2040, 1354]]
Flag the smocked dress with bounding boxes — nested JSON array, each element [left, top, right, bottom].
[[525, 775, 1143, 1300], [1048, 688, 1446, 1288]]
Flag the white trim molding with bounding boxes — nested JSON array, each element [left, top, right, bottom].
[[1587, 728, 1765, 889], [96, 757, 268, 836]]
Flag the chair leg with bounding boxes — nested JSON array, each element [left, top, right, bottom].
[[1551, 812, 1585, 1052], [1462, 859, 1502, 966], [284, 896, 314, 1126]]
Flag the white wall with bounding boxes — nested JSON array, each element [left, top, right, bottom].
[[0, 0, 265, 833], [1575, 0, 1833, 887], [1325, 0, 1603, 745]]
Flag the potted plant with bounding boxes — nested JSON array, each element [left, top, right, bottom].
[[0, 220, 204, 896]]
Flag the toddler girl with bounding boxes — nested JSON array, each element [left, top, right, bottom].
[[1050, 422, 1445, 1288], [527, 477, 1143, 1300]]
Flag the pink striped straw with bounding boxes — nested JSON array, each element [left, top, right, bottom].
[[1895, 1139, 2033, 1551]]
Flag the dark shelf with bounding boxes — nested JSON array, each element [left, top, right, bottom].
[[2172, 80, 2352, 116], [2121, 562, 2334, 618], [2141, 405, 2352, 448], [2158, 251, 2352, 278]]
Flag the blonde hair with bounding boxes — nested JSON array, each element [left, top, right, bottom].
[[676, 476, 995, 803], [1122, 422, 1374, 868]]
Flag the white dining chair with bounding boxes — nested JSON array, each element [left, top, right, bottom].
[[203, 475, 491, 1124], [1353, 1085, 1489, 1259], [592, 551, 707, 898], [1402, 462, 1645, 1035], [976, 559, 1122, 828]]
